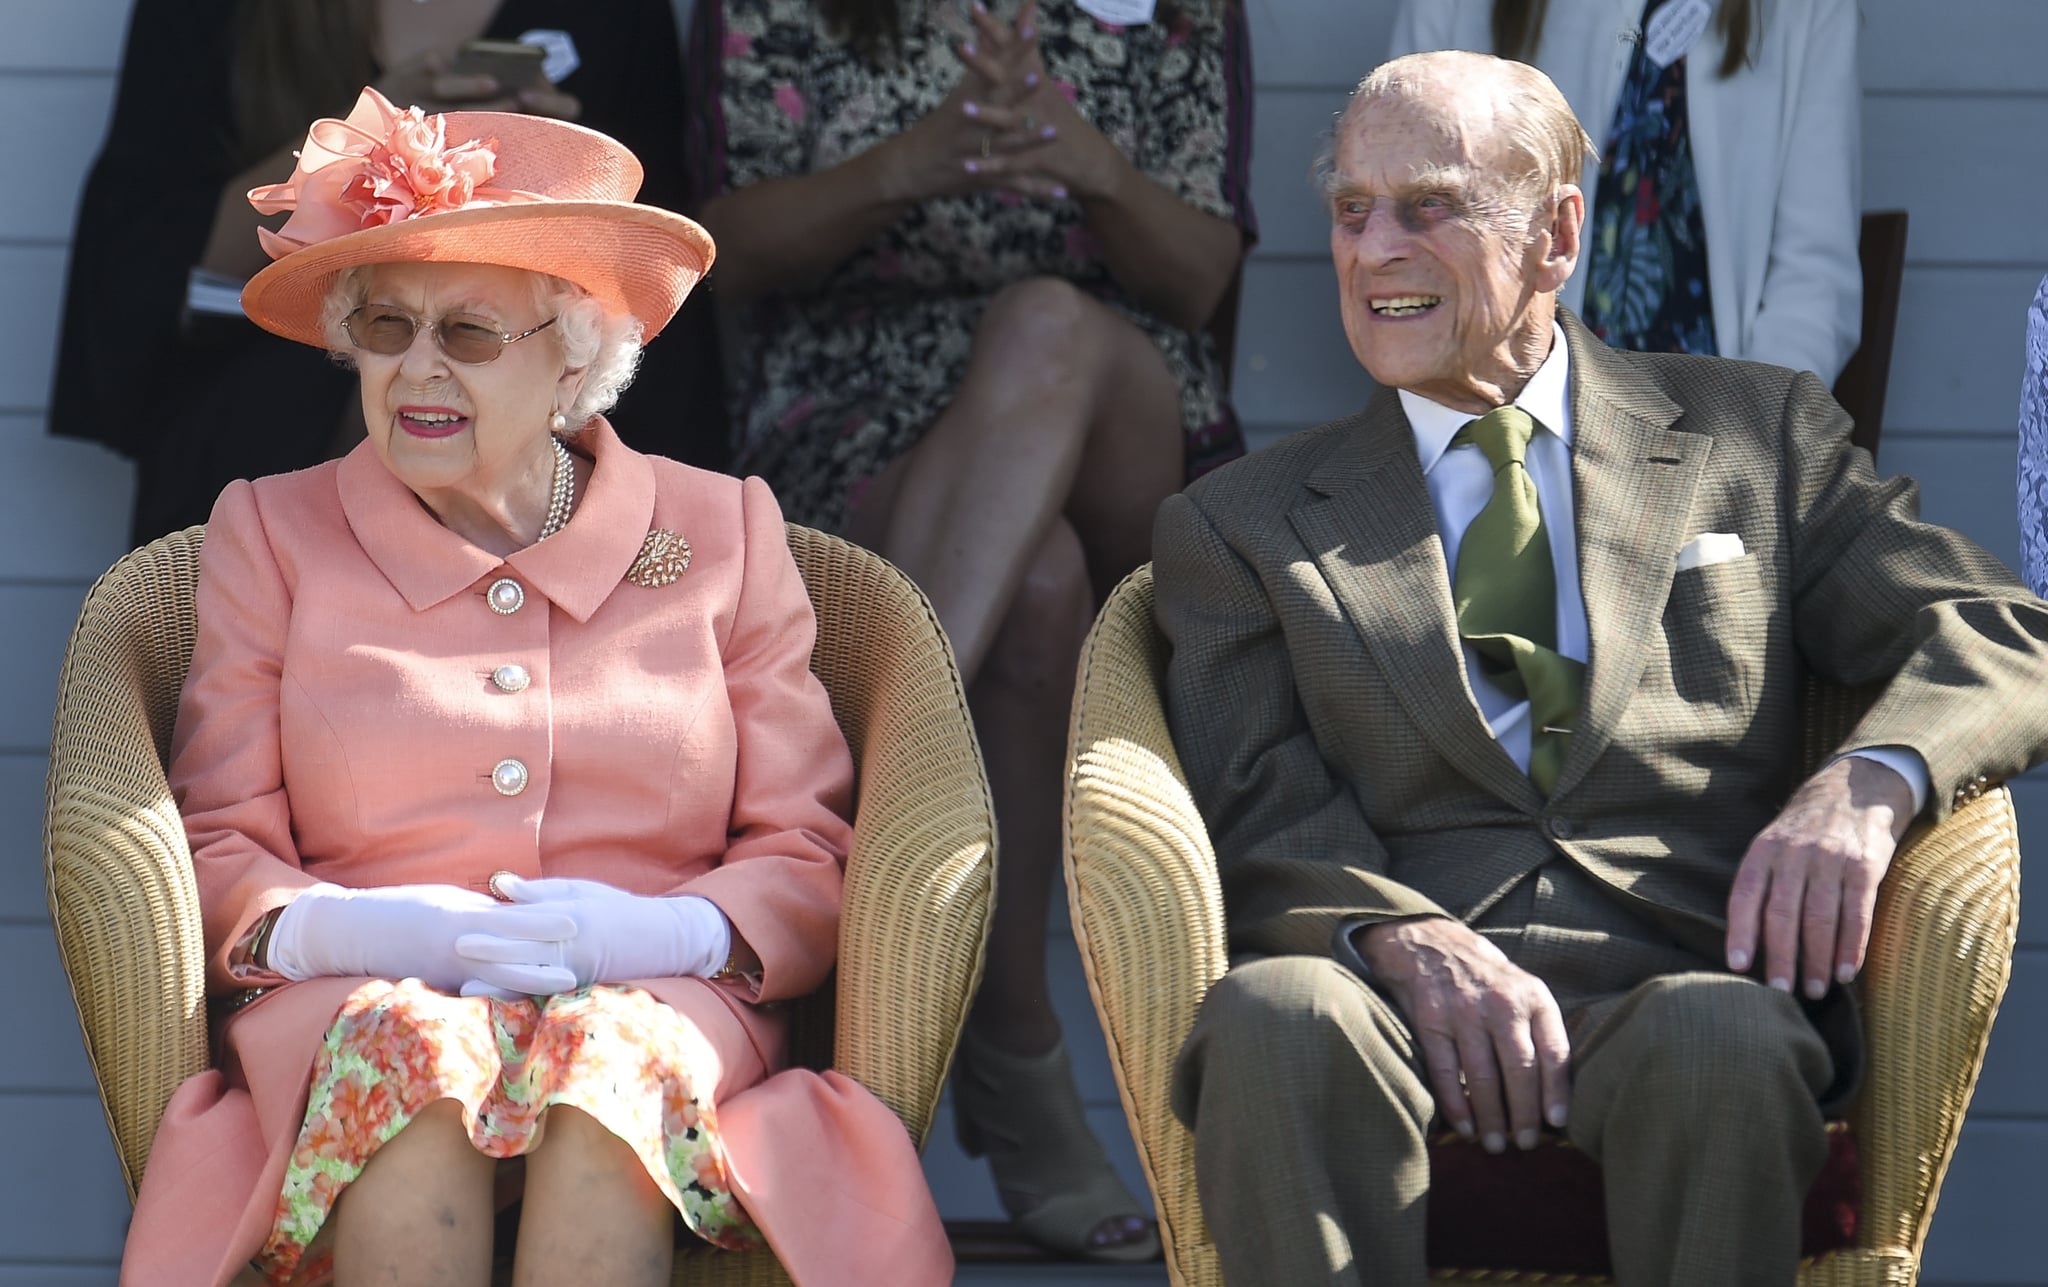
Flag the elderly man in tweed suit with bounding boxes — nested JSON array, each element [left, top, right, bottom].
[[1154, 51, 2048, 1286]]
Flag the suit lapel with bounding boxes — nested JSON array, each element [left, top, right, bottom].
[[1550, 316, 1709, 798], [1289, 389, 1543, 811]]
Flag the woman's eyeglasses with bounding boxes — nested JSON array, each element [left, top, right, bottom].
[[342, 305, 559, 365]]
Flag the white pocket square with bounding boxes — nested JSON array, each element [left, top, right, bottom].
[[1676, 532, 1746, 571]]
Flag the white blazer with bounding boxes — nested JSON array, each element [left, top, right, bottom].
[[1389, 0, 1862, 382]]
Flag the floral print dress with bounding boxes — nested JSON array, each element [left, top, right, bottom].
[[259, 981, 758, 1285], [1580, 0, 1717, 357], [2018, 274, 2048, 597], [684, 0, 1255, 533]]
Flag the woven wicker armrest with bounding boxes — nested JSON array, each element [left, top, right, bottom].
[[1064, 565, 1228, 1286], [43, 530, 211, 1198], [783, 525, 995, 1148], [1845, 784, 2021, 1261]]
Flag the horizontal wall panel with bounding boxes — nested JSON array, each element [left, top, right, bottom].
[[0, 245, 68, 413], [0, 926, 98, 1091], [0, 76, 114, 241], [2009, 774, 2047, 949], [0, 1268, 118, 1286], [1882, 268, 2040, 441], [0, 1094, 128, 1262], [1865, 97, 2048, 266], [1973, 951, 2048, 1116], [1231, 258, 1374, 430], [0, 756, 48, 922], [0, 582, 91, 751], [1246, 0, 1390, 90], [8, 0, 132, 71], [1920, 1120, 2048, 1282], [1860, 0, 2048, 93], [0, 418, 134, 581]]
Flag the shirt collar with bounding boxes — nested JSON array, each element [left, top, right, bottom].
[[1399, 322, 1576, 475], [337, 415, 656, 622]]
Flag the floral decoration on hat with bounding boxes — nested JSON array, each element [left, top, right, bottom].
[[250, 87, 542, 261]]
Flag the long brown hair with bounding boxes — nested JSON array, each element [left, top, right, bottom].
[[1492, 0, 1755, 80], [229, 0, 381, 167]]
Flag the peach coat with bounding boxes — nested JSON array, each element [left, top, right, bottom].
[[119, 419, 951, 1286]]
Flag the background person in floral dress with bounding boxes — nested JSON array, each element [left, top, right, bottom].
[[683, 0, 1254, 1261]]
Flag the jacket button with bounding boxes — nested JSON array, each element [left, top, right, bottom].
[[1547, 816, 1574, 840], [491, 758, 529, 796], [492, 663, 531, 693], [487, 578, 526, 615]]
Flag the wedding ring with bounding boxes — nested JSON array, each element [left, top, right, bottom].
[[979, 131, 993, 159]]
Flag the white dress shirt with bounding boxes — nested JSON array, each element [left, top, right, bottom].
[[1399, 325, 1928, 812]]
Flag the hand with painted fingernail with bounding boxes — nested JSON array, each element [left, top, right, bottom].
[[1725, 755, 1914, 1000]]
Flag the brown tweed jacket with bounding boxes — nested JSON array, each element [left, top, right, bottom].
[[1155, 313, 2048, 977]]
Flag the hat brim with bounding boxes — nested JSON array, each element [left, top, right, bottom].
[[240, 201, 715, 349]]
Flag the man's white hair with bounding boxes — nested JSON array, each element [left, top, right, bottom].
[[319, 265, 646, 427], [1315, 50, 1596, 234]]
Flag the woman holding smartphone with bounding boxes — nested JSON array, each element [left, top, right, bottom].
[[51, 0, 719, 547], [685, 0, 1254, 1262]]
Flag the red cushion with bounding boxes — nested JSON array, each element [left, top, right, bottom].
[[1424, 1122, 1860, 1274]]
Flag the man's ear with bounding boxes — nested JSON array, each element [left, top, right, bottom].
[[1537, 184, 1585, 291]]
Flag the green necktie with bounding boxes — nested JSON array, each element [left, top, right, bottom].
[[1451, 406, 1585, 794]]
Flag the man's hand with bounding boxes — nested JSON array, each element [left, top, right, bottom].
[[1356, 918, 1571, 1152], [1726, 756, 1916, 1000]]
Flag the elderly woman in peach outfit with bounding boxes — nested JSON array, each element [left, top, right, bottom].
[[117, 89, 949, 1287]]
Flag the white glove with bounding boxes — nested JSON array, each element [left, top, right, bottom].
[[454, 874, 733, 998], [266, 882, 577, 991]]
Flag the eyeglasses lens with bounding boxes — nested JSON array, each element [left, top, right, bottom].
[[345, 307, 508, 364]]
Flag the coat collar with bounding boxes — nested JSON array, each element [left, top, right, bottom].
[[337, 415, 657, 622], [1293, 387, 1544, 809]]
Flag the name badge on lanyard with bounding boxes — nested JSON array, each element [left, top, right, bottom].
[[1643, 0, 1713, 69]]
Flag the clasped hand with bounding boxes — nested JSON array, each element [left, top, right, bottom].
[[268, 876, 730, 998], [883, 0, 1120, 204]]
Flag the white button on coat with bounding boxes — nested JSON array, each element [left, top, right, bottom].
[[487, 578, 526, 615], [491, 758, 530, 796], [492, 664, 531, 693]]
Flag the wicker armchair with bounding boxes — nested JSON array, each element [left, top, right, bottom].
[[43, 524, 996, 1287], [1063, 564, 2021, 1287]]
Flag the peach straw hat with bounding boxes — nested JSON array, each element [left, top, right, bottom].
[[240, 86, 715, 349]]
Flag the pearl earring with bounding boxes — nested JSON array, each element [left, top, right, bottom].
[[549, 411, 568, 433]]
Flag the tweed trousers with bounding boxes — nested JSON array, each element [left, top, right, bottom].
[[1171, 862, 1835, 1286]]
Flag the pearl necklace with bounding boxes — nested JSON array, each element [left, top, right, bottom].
[[539, 435, 575, 540]]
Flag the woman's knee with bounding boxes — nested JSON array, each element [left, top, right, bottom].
[[972, 276, 1114, 383]]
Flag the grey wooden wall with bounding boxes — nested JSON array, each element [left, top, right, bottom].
[[5, 1, 2045, 1283]]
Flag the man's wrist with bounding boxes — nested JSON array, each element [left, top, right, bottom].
[[1839, 746, 1929, 818]]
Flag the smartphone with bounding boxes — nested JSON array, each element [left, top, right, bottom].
[[450, 39, 550, 95]]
